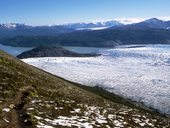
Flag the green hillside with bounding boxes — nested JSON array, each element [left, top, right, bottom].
[[0, 50, 170, 128]]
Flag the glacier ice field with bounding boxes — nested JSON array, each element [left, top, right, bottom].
[[23, 44, 170, 115]]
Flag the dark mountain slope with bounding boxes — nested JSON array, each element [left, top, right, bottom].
[[17, 46, 98, 59], [0, 50, 170, 127], [1, 28, 170, 47]]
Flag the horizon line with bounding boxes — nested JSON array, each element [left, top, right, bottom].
[[1, 17, 170, 26]]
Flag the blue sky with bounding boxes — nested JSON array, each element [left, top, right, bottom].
[[0, 0, 170, 25]]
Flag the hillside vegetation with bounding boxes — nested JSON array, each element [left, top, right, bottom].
[[0, 50, 170, 127]]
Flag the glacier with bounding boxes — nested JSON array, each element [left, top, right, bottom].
[[23, 44, 170, 115]]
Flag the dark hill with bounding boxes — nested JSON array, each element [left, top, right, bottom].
[[0, 50, 170, 127], [17, 46, 99, 59]]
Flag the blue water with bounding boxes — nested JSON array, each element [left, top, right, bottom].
[[0, 44, 107, 56], [1, 43, 169, 59], [0, 44, 34, 56]]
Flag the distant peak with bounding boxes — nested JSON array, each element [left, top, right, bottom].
[[143, 18, 163, 23], [0, 23, 28, 28], [1, 23, 17, 28]]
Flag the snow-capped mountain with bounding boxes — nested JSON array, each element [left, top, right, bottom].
[[0, 18, 170, 38], [1, 18, 170, 30], [63, 20, 123, 30], [0, 23, 75, 38], [66, 18, 170, 30], [1, 23, 17, 29], [123, 18, 170, 29], [0, 21, 123, 37], [138, 18, 167, 28], [0, 23, 30, 29]]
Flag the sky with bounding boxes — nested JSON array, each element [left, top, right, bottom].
[[0, 0, 170, 25]]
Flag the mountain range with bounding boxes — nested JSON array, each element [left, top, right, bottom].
[[0, 18, 170, 47], [0, 23, 75, 38], [119, 18, 170, 29], [64, 20, 123, 30], [0, 18, 170, 30], [0, 20, 123, 38]]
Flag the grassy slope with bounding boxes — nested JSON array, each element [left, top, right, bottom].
[[0, 50, 170, 128]]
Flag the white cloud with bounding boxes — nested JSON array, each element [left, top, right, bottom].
[[115, 17, 170, 25], [115, 18, 146, 24], [157, 16, 170, 21]]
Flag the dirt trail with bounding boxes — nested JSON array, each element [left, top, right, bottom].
[[6, 86, 36, 128]]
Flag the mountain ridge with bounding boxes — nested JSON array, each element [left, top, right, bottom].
[[1, 18, 170, 48], [1, 28, 170, 47], [0, 18, 170, 38], [115, 18, 170, 29]]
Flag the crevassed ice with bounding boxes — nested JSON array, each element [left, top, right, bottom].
[[23, 44, 170, 115]]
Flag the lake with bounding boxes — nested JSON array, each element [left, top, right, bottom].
[[0, 44, 107, 56], [0, 44, 34, 56]]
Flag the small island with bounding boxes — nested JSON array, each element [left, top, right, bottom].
[[17, 46, 99, 59]]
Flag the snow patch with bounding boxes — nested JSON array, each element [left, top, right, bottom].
[[27, 108, 34, 110], [76, 26, 109, 30], [37, 125, 54, 128], [2, 108, 10, 112]]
